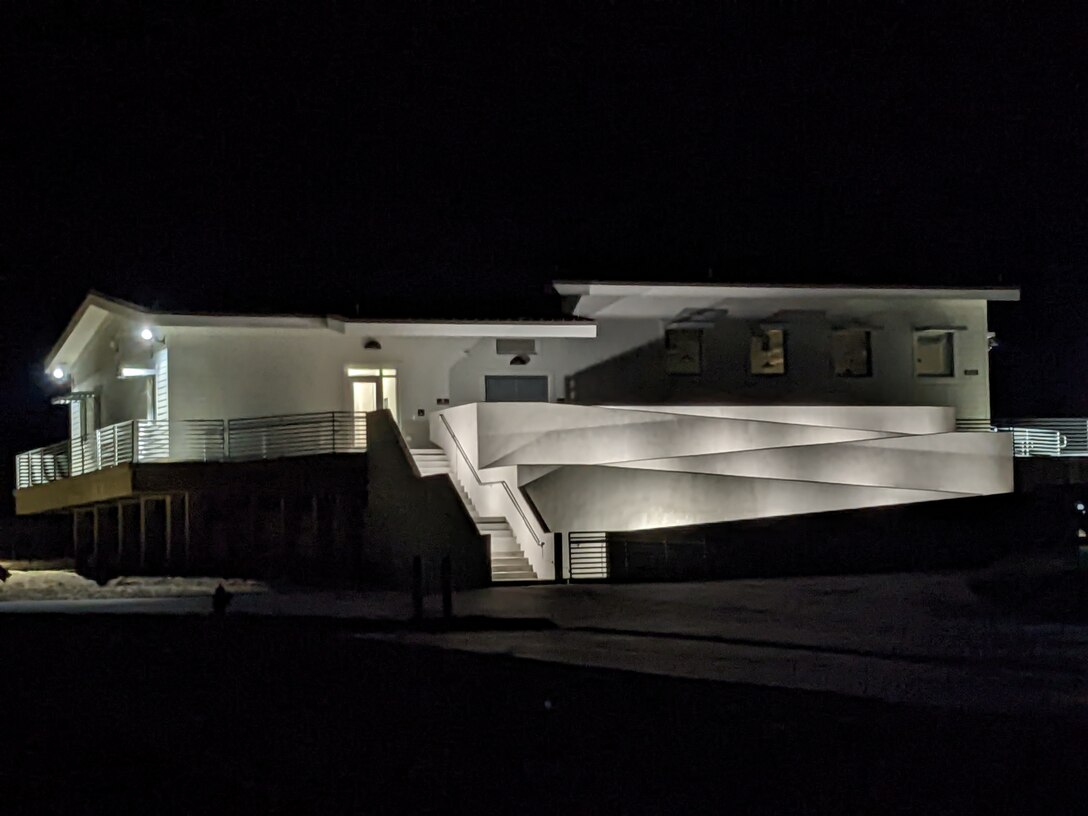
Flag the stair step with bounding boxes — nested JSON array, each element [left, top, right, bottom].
[[492, 573, 538, 582]]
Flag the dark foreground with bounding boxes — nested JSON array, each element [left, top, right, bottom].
[[0, 615, 1083, 814]]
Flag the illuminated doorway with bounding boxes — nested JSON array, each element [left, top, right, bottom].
[[347, 367, 399, 446]]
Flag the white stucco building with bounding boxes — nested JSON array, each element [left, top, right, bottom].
[[16, 281, 1019, 583]]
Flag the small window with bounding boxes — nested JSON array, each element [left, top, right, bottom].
[[831, 330, 872, 377], [347, 367, 396, 377], [665, 329, 702, 374], [914, 331, 954, 377], [496, 338, 537, 356], [750, 328, 785, 375]]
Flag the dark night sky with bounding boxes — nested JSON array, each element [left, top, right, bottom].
[[1, 2, 1086, 504]]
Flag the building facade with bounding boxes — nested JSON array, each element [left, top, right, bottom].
[[15, 282, 1019, 584]]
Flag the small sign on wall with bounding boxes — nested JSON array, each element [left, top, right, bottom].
[[436, 398, 450, 405], [964, 369, 979, 376]]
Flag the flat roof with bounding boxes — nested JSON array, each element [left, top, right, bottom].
[[553, 281, 1021, 301]]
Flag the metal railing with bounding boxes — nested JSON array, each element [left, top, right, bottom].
[[137, 419, 226, 462], [994, 418, 1088, 457], [227, 412, 366, 460], [436, 413, 547, 553], [995, 426, 1064, 457], [96, 421, 136, 469], [568, 531, 609, 579], [14, 413, 361, 488], [15, 441, 71, 488], [955, 417, 1088, 458], [954, 417, 995, 432]]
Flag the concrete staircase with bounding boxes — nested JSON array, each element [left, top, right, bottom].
[[410, 448, 537, 582]]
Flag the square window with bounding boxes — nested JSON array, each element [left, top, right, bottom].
[[750, 328, 785, 375], [665, 329, 702, 375], [831, 330, 872, 377], [914, 331, 954, 377]]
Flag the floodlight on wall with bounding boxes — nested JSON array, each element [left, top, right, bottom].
[[363, 338, 382, 350], [51, 366, 66, 381], [510, 354, 531, 366], [140, 327, 154, 341]]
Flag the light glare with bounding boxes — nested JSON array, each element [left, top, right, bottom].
[[140, 327, 154, 341]]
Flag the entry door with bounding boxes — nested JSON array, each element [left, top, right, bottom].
[[352, 378, 382, 447]]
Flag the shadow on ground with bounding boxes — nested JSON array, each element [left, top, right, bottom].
[[0, 614, 1083, 814]]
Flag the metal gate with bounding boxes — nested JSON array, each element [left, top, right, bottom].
[[568, 531, 608, 579]]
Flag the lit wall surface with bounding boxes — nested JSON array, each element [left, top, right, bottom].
[[439, 403, 1013, 534]]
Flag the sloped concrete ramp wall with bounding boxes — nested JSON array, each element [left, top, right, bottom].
[[459, 403, 1013, 533]]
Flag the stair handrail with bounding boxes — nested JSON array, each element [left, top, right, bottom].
[[437, 413, 546, 548]]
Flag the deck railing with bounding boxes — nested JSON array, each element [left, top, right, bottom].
[[14, 412, 364, 489], [226, 412, 366, 460], [956, 417, 1088, 458]]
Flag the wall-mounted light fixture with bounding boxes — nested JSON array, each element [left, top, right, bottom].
[[119, 367, 156, 379], [51, 366, 66, 381], [510, 354, 531, 366], [140, 326, 154, 341], [363, 338, 382, 350]]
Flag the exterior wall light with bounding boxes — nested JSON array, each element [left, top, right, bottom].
[[140, 327, 154, 341], [510, 354, 531, 366], [52, 367, 66, 380], [119, 367, 155, 378], [364, 338, 382, 350]]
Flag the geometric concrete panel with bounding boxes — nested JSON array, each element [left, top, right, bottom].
[[605, 432, 1013, 495], [436, 402, 1014, 535], [523, 465, 966, 533]]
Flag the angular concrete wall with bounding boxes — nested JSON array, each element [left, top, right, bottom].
[[440, 402, 1014, 534]]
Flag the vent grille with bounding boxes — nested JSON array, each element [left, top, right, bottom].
[[496, 338, 537, 356]]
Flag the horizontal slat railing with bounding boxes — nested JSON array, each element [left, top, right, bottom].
[[226, 412, 366, 460], [96, 421, 135, 470], [137, 419, 226, 462], [568, 532, 609, 579], [954, 418, 995, 432], [15, 441, 71, 488], [994, 418, 1088, 457], [957, 417, 1088, 458], [994, 426, 1063, 457], [15, 412, 365, 488]]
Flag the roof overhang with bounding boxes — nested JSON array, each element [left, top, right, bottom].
[[553, 281, 1020, 319], [337, 320, 595, 338], [45, 291, 597, 372]]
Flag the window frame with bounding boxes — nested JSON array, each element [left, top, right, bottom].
[[749, 327, 787, 376], [664, 328, 703, 375], [830, 328, 873, 378], [913, 330, 956, 378]]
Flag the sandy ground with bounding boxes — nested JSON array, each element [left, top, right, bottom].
[[0, 569, 266, 602]]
